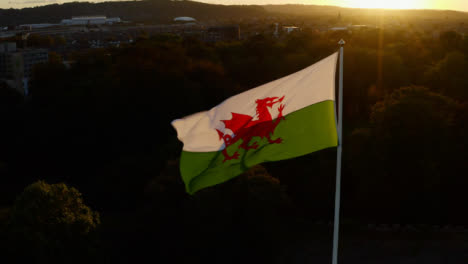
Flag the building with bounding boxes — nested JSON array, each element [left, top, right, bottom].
[[22, 49, 48, 79], [61, 16, 121, 26], [205, 25, 240, 42], [0, 43, 22, 82], [283, 26, 300, 34], [0, 42, 16, 53], [329, 27, 348, 31], [0, 42, 48, 95], [174, 17, 197, 23], [18, 24, 59, 30]]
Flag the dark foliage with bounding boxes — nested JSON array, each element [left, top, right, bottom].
[[0, 10, 468, 262], [3, 181, 100, 263]]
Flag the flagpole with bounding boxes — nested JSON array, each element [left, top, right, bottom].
[[332, 39, 345, 264]]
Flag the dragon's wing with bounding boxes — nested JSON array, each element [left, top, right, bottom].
[[221, 113, 253, 134]]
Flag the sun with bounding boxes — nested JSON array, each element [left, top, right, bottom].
[[347, 0, 422, 9]]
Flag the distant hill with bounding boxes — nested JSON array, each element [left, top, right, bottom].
[[0, 0, 267, 26], [1, 1, 468, 26], [263, 4, 468, 21]]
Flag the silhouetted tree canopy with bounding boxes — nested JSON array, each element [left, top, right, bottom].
[[1, 9, 468, 262], [5, 181, 100, 263], [348, 86, 462, 222]]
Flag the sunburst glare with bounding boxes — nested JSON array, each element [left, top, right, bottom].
[[344, 0, 424, 9]]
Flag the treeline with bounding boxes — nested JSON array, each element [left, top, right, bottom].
[[264, 4, 468, 21], [0, 28, 468, 263]]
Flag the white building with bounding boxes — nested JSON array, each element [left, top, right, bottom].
[[61, 16, 121, 26], [174, 17, 196, 23], [283, 26, 300, 34], [329, 27, 348, 31], [18, 24, 59, 30]]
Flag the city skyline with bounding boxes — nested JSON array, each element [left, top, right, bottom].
[[2, 0, 468, 12]]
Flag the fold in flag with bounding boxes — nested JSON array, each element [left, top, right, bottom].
[[172, 52, 339, 194]]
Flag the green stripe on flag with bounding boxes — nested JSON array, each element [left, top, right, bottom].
[[180, 100, 338, 194]]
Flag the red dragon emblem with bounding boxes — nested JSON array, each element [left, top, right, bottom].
[[216, 96, 286, 162]]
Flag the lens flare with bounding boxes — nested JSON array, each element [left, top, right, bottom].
[[346, 0, 422, 9]]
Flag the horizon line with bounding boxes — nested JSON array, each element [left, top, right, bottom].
[[1, 0, 467, 13]]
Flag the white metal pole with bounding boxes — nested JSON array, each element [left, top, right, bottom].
[[332, 39, 345, 264]]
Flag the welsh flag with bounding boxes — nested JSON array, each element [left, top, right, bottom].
[[172, 53, 339, 194]]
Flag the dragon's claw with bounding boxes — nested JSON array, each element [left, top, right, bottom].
[[223, 151, 240, 162], [278, 104, 285, 113], [238, 141, 259, 150]]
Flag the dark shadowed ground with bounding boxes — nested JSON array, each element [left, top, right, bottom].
[[277, 224, 468, 264]]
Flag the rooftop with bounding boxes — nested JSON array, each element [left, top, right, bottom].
[[71, 16, 107, 20], [174, 17, 196, 22]]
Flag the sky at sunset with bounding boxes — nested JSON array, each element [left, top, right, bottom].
[[1, 0, 468, 11]]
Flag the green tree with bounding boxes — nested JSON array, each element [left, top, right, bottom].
[[54, 36, 67, 46], [140, 163, 295, 263], [7, 181, 100, 263], [348, 86, 460, 222], [27, 34, 54, 48], [425, 51, 468, 100], [439, 30, 463, 52]]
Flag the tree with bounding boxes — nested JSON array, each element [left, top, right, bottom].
[[140, 163, 294, 263], [348, 86, 461, 222], [6, 181, 100, 263], [27, 34, 54, 48], [439, 30, 463, 51], [425, 51, 468, 100]]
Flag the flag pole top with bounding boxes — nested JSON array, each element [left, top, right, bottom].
[[338, 39, 346, 46]]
